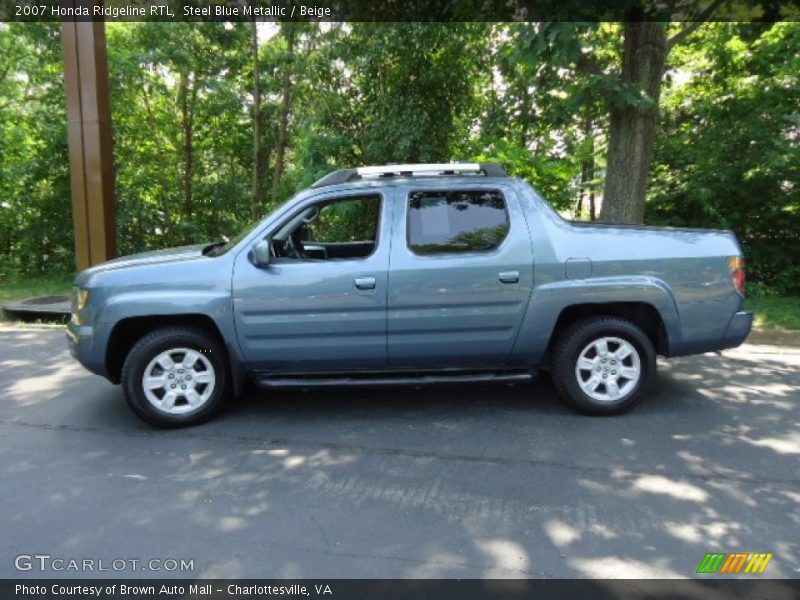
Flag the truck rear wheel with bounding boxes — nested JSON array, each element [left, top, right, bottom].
[[121, 326, 229, 427], [551, 317, 656, 415]]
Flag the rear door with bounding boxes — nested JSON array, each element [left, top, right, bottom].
[[387, 184, 534, 367]]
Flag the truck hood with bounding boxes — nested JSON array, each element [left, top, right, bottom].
[[77, 244, 209, 279]]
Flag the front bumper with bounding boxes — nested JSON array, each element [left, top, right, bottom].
[[66, 319, 108, 377]]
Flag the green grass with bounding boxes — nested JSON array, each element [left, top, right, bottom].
[[746, 295, 800, 331], [0, 273, 74, 305]]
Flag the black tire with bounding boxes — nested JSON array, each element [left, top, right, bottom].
[[550, 317, 656, 415], [121, 326, 229, 427]]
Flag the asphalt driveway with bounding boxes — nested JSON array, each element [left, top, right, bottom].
[[0, 325, 798, 579]]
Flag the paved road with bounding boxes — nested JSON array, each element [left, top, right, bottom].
[[0, 325, 798, 579]]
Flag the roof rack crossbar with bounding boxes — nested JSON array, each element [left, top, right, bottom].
[[311, 163, 508, 188]]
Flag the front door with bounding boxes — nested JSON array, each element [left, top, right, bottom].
[[387, 185, 534, 367], [232, 192, 390, 372]]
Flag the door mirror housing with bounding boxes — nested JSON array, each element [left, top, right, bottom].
[[252, 238, 271, 267]]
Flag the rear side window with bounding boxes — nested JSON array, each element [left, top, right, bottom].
[[407, 190, 509, 255]]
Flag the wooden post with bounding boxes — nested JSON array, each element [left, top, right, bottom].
[[61, 2, 116, 270]]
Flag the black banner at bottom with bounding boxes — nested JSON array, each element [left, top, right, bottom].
[[4, 579, 800, 600]]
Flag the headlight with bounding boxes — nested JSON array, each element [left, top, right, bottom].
[[72, 287, 90, 311], [78, 289, 90, 310]]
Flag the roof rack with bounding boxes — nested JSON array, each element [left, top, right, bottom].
[[311, 163, 508, 188]]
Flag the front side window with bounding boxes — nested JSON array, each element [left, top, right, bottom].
[[308, 195, 381, 244], [272, 194, 381, 261], [407, 190, 509, 255]]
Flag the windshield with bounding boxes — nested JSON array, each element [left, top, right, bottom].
[[204, 193, 305, 256]]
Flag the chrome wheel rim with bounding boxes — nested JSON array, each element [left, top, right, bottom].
[[142, 348, 216, 415], [575, 336, 641, 403]]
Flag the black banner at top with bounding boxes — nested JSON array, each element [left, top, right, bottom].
[[3, 0, 800, 22]]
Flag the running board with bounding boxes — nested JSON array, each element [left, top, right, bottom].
[[254, 370, 534, 389]]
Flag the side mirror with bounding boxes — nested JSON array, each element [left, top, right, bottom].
[[252, 239, 271, 267]]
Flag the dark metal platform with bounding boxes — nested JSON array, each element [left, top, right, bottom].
[[1, 295, 70, 320]]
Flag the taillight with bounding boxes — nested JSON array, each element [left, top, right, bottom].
[[729, 257, 745, 296]]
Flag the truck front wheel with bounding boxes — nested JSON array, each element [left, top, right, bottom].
[[121, 326, 229, 427], [551, 317, 656, 415]]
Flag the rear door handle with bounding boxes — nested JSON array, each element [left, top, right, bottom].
[[499, 271, 520, 284], [354, 277, 376, 290]]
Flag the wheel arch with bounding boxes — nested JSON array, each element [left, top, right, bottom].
[[543, 302, 669, 367], [105, 314, 245, 395]]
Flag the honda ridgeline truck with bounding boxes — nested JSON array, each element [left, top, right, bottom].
[[67, 163, 753, 427]]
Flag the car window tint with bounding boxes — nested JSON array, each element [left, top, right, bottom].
[[407, 190, 509, 254]]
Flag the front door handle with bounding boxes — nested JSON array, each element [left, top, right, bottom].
[[498, 271, 520, 284], [354, 277, 376, 290]]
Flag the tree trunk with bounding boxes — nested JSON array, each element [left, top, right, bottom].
[[600, 20, 667, 224], [141, 84, 173, 235], [251, 22, 263, 221], [178, 71, 196, 230], [586, 143, 597, 221], [578, 112, 596, 221], [271, 25, 296, 203]]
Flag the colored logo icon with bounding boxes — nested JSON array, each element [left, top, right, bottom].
[[696, 552, 773, 574]]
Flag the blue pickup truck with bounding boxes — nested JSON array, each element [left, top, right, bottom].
[[67, 163, 752, 427]]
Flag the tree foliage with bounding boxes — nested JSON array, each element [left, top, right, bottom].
[[0, 21, 797, 293], [0, 23, 71, 277], [648, 22, 799, 293]]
